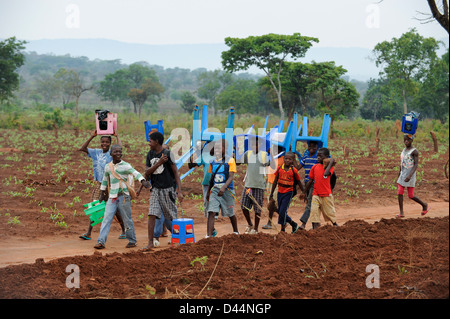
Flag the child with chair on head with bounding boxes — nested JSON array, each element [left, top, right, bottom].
[[269, 151, 303, 233], [206, 139, 239, 237], [305, 147, 338, 230], [262, 145, 284, 230], [239, 136, 272, 234], [78, 130, 125, 241], [297, 141, 319, 230], [396, 134, 429, 218]]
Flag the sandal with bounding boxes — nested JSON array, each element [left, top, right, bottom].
[[421, 206, 430, 216], [396, 214, 405, 219], [118, 234, 126, 239], [79, 233, 91, 240], [94, 243, 105, 249], [139, 246, 153, 252], [125, 242, 137, 248]]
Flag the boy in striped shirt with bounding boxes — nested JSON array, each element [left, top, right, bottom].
[[94, 145, 150, 249]]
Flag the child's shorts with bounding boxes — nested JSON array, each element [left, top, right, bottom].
[[208, 187, 235, 217], [148, 187, 178, 220], [397, 184, 414, 198], [241, 187, 264, 214], [310, 195, 336, 224]]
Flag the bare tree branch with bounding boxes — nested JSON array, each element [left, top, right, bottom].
[[427, 0, 449, 33]]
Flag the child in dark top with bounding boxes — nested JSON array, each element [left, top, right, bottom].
[[140, 131, 184, 251], [305, 147, 338, 230], [269, 151, 304, 233], [298, 141, 319, 230]]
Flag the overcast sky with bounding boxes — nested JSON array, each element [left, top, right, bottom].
[[0, 0, 448, 48]]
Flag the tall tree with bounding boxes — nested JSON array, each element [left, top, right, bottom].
[[221, 33, 318, 120], [97, 63, 164, 114], [127, 77, 164, 117], [0, 37, 27, 102], [307, 61, 360, 137], [372, 28, 441, 114], [54, 68, 93, 118]]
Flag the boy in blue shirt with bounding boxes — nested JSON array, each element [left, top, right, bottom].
[[78, 129, 125, 240]]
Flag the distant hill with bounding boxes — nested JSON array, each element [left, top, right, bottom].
[[21, 38, 383, 81]]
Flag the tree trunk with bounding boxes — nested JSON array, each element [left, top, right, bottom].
[[402, 89, 408, 114], [75, 96, 80, 119], [430, 131, 438, 153]]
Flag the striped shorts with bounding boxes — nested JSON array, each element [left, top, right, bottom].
[[241, 187, 265, 214], [148, 187, 178, 220]]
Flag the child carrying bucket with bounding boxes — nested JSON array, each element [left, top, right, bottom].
[[396, 134, 429, 218]]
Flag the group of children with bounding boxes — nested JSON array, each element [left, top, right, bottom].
[[78, 128, 428, 250]]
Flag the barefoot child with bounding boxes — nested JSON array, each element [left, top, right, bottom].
[[305, 148, 338, 230], [396, 134, 429, 218], [94, 145, 150, 249], [269, 151, 303, 233], [206, 139, 239, 237], [78, 130, 125, 240]]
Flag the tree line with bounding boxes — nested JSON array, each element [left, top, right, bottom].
[[1, 29, 448, 123]]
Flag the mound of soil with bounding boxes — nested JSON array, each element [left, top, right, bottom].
[[0, 216, 447, 299]]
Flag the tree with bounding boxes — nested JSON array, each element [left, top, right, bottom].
[[426, 0, 449, 33], [128, 77, 164, 117], [97, 63, 164, 115], [306, 61, 360, 137], [0, 37, 27, 102], [216, 78, 260, 113], [221, 33, 319, 120], [196, 70, 232, 112], [54, 68, 93, 118], [179, 91, 197, 113], [360, 78, 403, 121], [260, 62, 317, 121], [411, 49, 449, 122], [372, 28, 441, 114]]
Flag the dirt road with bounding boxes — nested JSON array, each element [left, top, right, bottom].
[[1, 201, 447, 268]]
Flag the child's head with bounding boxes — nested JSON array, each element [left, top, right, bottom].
[[307, 141, 319, 155], [110, 144, 122, 161], [100, 136, 112, 152], [214, 139, 228, 159], [317, 148, 330, 164], [250, 136, 265, 153], [403, 134, 414, 147], [284, 151, 295, 167], [149, 131, 164, 150]]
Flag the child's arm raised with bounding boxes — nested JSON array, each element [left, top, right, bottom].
[[78, 130, 97, 154]]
